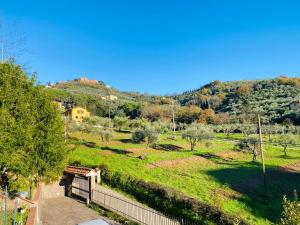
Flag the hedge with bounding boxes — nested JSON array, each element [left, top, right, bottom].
[[99, 164, 249, 225]]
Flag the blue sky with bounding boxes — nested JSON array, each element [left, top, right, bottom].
[[1, 0, 300, 94]]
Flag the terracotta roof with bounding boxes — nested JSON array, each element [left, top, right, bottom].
[[64, 166, 96, 177]]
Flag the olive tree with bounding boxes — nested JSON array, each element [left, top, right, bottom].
[[277, 134, 297, 156], [113, 116, 128, 131], [92, 126, 113, 143], [182, 123, 214, 151], [235, 136, 259, 162], [144, 126, 160, 147]]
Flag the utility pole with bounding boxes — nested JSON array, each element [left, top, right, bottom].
[[64, 115, 68, 143], [257, 114, 267, 195], [171, 100, 176, 135]]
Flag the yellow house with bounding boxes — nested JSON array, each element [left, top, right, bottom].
[[65, 107, 90, 123]]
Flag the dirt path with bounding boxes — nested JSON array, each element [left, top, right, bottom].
[[40, 196, 119, 225]]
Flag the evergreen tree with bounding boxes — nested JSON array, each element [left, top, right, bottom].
[[0, 62, 67, 191]]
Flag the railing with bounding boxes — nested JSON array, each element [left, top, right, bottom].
[[92, 189, 195, 225]]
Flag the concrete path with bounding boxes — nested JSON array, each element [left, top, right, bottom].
[[40, 196, 119, 225]]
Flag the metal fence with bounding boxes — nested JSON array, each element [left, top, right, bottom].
[[92, 189, 195, 225]]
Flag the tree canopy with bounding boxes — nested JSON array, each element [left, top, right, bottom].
[[0, 62, 67, 191]]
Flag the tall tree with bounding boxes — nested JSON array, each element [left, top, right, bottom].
[[0, 62, 67, 191]]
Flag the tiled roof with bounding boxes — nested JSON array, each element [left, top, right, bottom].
[[64, 166, 95, 176]]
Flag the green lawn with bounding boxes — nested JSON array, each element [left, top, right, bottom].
[[68, 130, 300, 225]]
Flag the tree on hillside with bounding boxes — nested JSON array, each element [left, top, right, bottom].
[[235, 136, 259, 162], [113, 116, 128, 131], [236, 84, 252, 97], [277, 134, 297, 156], [144, 126, 160, 147], [0, 62, 67, 191], [182, 124, 214, 151], [92, 127, 113, 143]]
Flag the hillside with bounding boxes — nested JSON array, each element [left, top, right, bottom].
[[174, 76, 300, 124], [47, 76, 300, 124]]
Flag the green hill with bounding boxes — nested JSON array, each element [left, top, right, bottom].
[[174, 76, 300, 124], [46, 76, 300, 124]]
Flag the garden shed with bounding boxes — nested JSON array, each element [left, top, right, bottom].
[[62, 166, 100, 203]]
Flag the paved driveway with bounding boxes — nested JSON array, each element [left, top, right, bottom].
[[40, 196, 119, 225]]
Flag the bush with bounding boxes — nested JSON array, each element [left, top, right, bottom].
[[144, 126, 160, 147], [280, 191, 300, 225], [132, 129, 146, 143]]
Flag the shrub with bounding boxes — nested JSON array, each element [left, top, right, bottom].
[[132, 129, 146, 143], [280, 191, 300, 225], [144, 126, 160, 147]]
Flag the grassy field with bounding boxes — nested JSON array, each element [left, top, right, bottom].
[[68, 130, 300, 225]]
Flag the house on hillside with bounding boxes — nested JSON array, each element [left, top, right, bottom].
[[290, 100, 300, 112], [65, 107, 90, 123], [101, 95, 118, 101]]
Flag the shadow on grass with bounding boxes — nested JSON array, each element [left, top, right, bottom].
[[206, 164, 300, 223], [274, 154, 300, 160], [119, 138, 133, 143], [194, 152, 242, 166], [101, 146, 133, 155], [153, 144, 185, 152], [116, 130, 131, 134]]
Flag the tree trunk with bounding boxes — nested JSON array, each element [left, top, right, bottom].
[[252, 149, 257, 162], [191, 142, 196, 151], [283, 146, 287, 156]]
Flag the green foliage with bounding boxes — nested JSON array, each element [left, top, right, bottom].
[[182, 123, 215, 151], [113, 116, 128, 131], [175, 78, 300, 125], [235, 136, 259, 161], [144, 126, 160, 147], [280, 191, 300, 225], [131, 129, 146, 143], [129, 118, 146, 129], [277, 134, 298, 156], [92, 128, 113, 143], [0, 62, 67, 191]]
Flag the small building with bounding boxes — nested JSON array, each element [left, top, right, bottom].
[[65, 107, 90, 123], [290, 100, 300, 111], [62, 166, 100, 204], [101, 95, 118, 101]]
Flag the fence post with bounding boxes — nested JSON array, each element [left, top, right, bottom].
[[13, 198, 18, 225]]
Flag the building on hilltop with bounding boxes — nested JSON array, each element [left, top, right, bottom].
[[74, 77, 98, 85], [64, 107, 90, 123]]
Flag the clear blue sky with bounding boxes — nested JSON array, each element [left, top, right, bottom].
[[2, 0, 300, 94]]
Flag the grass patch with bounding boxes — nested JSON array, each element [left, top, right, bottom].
[[68, 131, 300, 225]]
